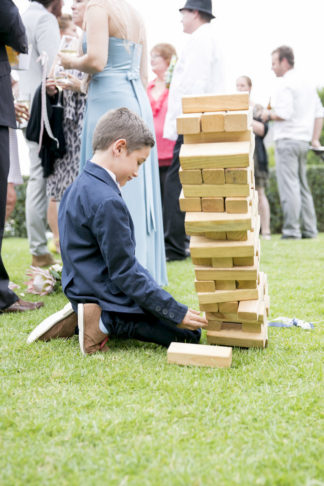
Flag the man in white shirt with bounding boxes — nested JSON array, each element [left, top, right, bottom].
[[20, 0, 61, 266], [262, 45, 323, 239], [163, 0, 225, 261]]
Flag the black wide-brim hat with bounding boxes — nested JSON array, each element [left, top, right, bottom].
[[179, 0, 215, 19]]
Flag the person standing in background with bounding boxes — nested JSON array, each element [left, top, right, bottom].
[[261, 45, 323, 239], [236, 75, 271, 239], [59, 0, 167, 286], [0, 0, 43, 313], [147, 43, 176, 224], [163, 0, 225, 261], [20, 0, 62, 267]]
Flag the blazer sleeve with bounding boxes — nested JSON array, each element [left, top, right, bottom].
[[0, 0, 28, 54], [92, 197, 188, 325]]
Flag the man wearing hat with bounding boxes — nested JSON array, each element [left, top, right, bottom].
[[163, 0, 226, 261]]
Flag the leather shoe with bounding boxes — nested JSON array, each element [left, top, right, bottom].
[[78, 303, 109, 355], [32, 253, 57, 267], [27, 302, 76, 343], [1, 298, 44, 313]]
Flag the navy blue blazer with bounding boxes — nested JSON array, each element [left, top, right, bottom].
[[59, 161, 187, 325]]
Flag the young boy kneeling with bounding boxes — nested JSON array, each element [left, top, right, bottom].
[[28, 108, 207, 354]]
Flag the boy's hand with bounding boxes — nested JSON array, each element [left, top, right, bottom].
[[178, 308, 208, 331]]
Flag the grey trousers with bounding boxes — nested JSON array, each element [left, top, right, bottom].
[[25, 139, 50, 256], [275, 139, 317, 238]]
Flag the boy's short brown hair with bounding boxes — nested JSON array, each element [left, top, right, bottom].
[[92, 107, 155, 153], [272, 45, 295, 67]]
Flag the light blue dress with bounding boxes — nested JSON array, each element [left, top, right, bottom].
[[80, 36, 167, 286]]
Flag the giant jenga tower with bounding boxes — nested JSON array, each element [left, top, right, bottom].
[[177, 93, 270, 348]]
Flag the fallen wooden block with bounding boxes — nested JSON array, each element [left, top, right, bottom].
[[201, 197, 224, 212], [180, 141, 251, 170], [224, 109, 252, 132], [179, 190, 201, 212], [185, 211, 253, 234], [182, 183, 251, 198], [177, 113, 202, 134], [201, 111, 225, 132], [167, 342, 232, 368], [184, 129, 252, 144], [182, 93, 249, 113], [207, 324, 267, 348], [179, 167, 202, 185], [190, 233, 256, 259]]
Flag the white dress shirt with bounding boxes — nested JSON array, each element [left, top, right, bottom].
[[272, 69, 324, 142], [164, 23, 226, 141]]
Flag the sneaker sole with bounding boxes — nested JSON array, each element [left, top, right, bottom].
[[78, 303, 86, 356], [27, 302, 74, 344]]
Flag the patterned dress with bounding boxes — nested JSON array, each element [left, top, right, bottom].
[[46, 82, 86, 201]]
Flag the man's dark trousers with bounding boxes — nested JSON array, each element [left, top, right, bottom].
[[0, 127, 19, 309], [163, 135, 188, 261], [101, 311, 201, 347]]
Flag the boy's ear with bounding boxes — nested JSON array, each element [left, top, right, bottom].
[[113, 138, 127, 155]]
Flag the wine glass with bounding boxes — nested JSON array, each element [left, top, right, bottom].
[[16, 93, 31, 129]]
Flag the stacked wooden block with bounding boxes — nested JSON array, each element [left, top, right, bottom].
[[177, 93, 270, 348]]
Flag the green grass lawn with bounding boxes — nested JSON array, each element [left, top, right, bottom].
[[1, 236, 323, 486]]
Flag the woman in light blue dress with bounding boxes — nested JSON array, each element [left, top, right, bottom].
[[59, 0, 167, 286]]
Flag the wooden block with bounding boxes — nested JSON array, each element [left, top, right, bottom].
[[183, 130, 252, 144], [219, 301, 239, 313], [226, 231, 248, 241], [242, 322, 263, 333], [202, 169, 225, 185], [179, 167, 202, 185], [182, 93, 249, 114], [176, 113, 201, 134], [215, 280, 236, 290], [212, 257, 233, 268], [224, 109, 252, 132], [179, 141, 251, 170], [225, 197, 250, 214], [179, 190, 201, 212], [206, 319, 222, 331], [167, 342, 232, 368], [185, 211, 252, 234], [195, 264, 258, 281], [198, 288, 259, 305], [207, 311, 237, 321], [204, 231, 227, 240], [225, 168, 250, 185], [233, 256, 255, 266], [207, 324, 267, 348], [221, 322, 242, 331], [182, 183, 251, 198], [237, 299, 259, 321], [201, 111, 225, 132], [190, 233, 256, 259], [195, 280, 215, 293], [236, 280, 257, 289], [191, 257, 212, 266], [199, 303, 219, 312], [201, 198, 224, 212]]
